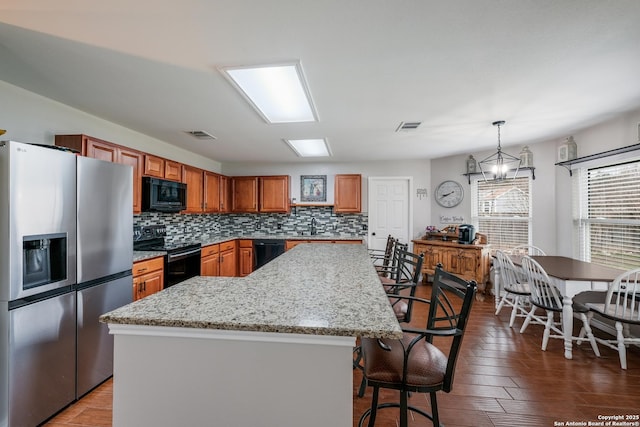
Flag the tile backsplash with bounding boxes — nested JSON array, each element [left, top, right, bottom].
[[134, 206, 367, 242]]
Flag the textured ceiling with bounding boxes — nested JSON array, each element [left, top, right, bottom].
[[1, 0, 640, 163]]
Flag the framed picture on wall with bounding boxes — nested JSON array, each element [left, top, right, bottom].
[[300, 175, 327, 202]]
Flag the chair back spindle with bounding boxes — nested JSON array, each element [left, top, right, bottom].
[[521, 256, 562, 311], [608, 268, 640, 322]]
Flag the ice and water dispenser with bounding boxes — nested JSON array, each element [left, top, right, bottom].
[[22, 233, 67, 290]]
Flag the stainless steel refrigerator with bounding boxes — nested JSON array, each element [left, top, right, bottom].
[[0, 141, 133, 427], [76, 156, 133, 398], [0, 141, 78, 427]]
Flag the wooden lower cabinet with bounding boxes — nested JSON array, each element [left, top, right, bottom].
[[412, 239, 491, 290], [238, 240, 254, 277], [201, 244, 220, 276], [201, 241, 237, 277], [285, 239, 362, 251], [219, 241, 237, 277], [132, 256, 164, 301]]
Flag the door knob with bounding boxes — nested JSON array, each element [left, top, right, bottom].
[[372, 232, 376, 236]]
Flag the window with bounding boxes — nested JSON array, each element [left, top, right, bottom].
[[574, 160, 640, 269], [471, 176, 532, 252]]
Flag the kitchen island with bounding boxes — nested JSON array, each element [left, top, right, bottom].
[[101, 243, 401, 427]]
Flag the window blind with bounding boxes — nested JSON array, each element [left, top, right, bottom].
[[471, 176, 531, 252], [575, 160, 640, 269]]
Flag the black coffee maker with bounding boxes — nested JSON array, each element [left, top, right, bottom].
[[458, 224, 476, 244]]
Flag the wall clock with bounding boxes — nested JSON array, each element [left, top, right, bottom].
[[435, 180, 464, 208]]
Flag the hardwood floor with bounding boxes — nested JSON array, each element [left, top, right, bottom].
[[45, 284, 640, 427]]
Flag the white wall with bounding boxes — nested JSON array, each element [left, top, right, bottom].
[[554, 108, 640, 257], [0, 80, 221, 172], [4, 78, 639, 255], [430, 107, 640, 256], [223, 160, 432, 240]]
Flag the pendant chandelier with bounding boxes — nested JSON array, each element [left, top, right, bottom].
[[478, 120, 521, 181]]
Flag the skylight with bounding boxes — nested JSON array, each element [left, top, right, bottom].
[[221, 62, 318, 124], [284, 139, 331, 157]]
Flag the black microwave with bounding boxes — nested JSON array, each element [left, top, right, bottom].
[[142, 177, 187, 213]]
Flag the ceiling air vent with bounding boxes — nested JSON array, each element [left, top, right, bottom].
[[185, 130, 217, 140], [395, 121, 422, 132]]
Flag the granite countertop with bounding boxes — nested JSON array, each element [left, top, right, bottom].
[[133, 234, 364, 261], [198, 233, 364, 247], [104, 243, 401, 339], [133, 250, 166, 262]]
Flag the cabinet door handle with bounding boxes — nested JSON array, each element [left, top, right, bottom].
[[136, 267, 148, 274]]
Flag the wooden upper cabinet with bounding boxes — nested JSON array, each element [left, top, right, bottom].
[[334, 174, 362, 213], [86, 138, 117, 162], [259, 175, 290, 213], [182, 165, 204, 213], [144, 155, 182, 182], [164, 160, 182, 181], [219, 175, 231, 213], [118, 148, 143, 214], [232, 175, 289, 213], [144, 154, 164, 178], [231, 176, 259, 213], [203, 171, 220, 213], [55, 134, 142, 214]]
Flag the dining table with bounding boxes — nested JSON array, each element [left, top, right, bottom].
[[506, 255, 625, 360]]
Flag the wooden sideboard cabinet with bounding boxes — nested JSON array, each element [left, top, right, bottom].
[[412, 239, 491, 291]]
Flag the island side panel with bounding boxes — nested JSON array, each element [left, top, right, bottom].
[[112, 328, 355, 427]]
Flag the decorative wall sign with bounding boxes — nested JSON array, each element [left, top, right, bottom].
[[439, 215, 465, 224], [300, 175, 327, 202]]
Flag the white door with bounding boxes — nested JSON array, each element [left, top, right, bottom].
[[368, 177, 412, 251]]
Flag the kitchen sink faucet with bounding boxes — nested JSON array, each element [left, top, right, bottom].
[[310, 217, 317, 235]]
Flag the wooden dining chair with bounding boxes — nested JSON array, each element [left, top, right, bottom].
[[585, 267, 640, 369], [519, 256, 601, 356], [511, 245, 546, 256], [358, 265, 477, 427], [494, 250, 536, 327]]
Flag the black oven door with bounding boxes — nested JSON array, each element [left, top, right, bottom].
[[165, 247, 201, 287]]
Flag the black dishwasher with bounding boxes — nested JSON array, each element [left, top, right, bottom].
[[253, 239, 286, 269]]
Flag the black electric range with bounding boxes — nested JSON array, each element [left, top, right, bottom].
[[134, 225, 201, 287]]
